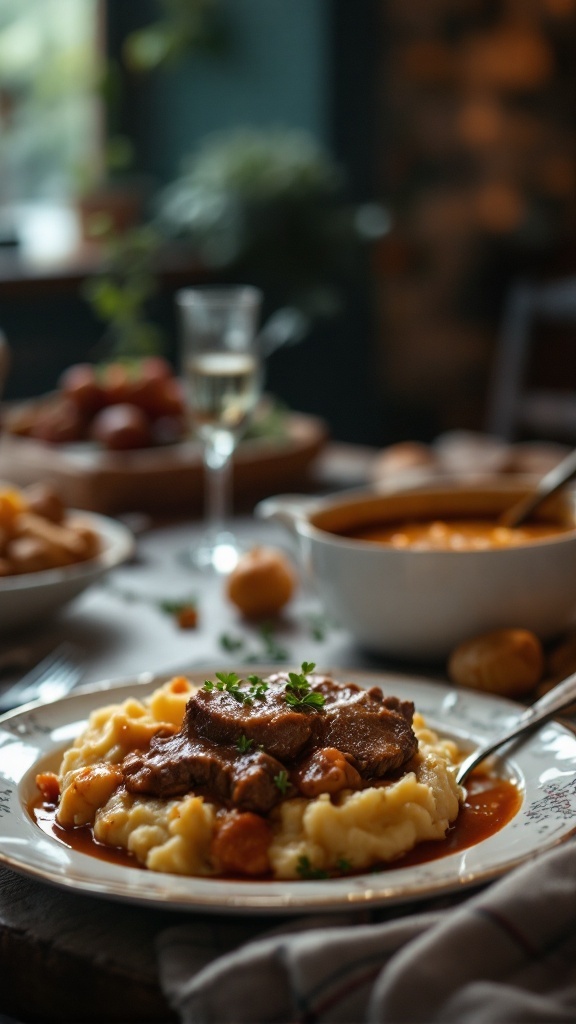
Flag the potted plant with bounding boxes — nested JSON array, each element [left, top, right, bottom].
[[155, 125, 389, 331]]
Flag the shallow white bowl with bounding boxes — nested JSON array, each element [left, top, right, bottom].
[[0, 511, 134, 632], [258, 481, 576, 661]]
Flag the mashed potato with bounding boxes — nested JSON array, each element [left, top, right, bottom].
[[54, 676, 463, 879]]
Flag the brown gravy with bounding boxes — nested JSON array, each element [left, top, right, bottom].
[[335, 518, 571, 551], [30, 773, 521, 879]]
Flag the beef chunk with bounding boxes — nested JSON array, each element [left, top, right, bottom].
[[280, 674, 418, 777], [319, 700, 417, 776], [123, 731, 284, 813], [188, 685, 313, 761], [121, 672, 419, 811]]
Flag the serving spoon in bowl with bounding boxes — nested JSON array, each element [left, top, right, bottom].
[[500, 447, 576, 528], [455, 668, 576, 786]]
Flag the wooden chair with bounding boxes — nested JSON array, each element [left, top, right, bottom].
[[485, 276, 576, 441]]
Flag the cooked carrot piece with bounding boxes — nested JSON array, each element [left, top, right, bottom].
[[176, 606, 198, 630], [212, 811, 272, 876]]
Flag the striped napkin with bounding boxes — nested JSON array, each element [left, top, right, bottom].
[[157, 839, 576, 1023]]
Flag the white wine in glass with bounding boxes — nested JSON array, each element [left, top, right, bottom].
[[177, 286, 263, 572]]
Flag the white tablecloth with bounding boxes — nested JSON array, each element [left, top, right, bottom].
[[0, 514, 381, 693]]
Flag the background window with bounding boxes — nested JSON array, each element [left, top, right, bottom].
[[0, 0, 101, 209]]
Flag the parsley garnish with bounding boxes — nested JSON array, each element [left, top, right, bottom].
[[236, 734, 254, 753], [203, 672, 253, 705], [336, 857, 351, 873], [296, 856, 329, 880], [284, 662, 325, 710], [273, 770, 290, 795], [246, 674, 269, 700]]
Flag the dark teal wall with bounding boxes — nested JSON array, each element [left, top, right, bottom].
[[102, 1, 386, 445], [118, 0, 387, 444], [132, 0, 330, 186]]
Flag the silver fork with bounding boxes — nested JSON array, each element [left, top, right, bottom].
[[456, 668, 576, 786], [0, 642, 84, 714]]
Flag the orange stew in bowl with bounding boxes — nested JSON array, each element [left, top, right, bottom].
[[334, 518, 572, 551]]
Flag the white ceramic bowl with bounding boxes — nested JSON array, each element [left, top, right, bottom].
[[258, 481, 576, 661], [0, 511, 134, 632]]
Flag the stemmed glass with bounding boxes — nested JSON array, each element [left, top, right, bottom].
[[176, 285, 263, 573]]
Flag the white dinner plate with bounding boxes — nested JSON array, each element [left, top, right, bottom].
[[0, 668, 575, 915]]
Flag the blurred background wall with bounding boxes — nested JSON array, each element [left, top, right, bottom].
[[0, 0, 574, 447]]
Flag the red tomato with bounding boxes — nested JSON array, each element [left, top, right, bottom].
[[30, 396, 86, 444], [58, 363, 106, 416], [134, 376, 186, 420], [100, 363, 135, 406], [90, 403, 153, 450], [151, 414, 187, 445], [139, 356, 173, 382]]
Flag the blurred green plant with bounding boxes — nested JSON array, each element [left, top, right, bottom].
[[123, 0, 227, 72], [156, 126, 389, 321], [82, 225, 165, 359], [77, 2, 226, 195]]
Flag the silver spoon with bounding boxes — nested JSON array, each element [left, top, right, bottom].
[[500, 447, 576, 528], [455, 669, 576, 786]]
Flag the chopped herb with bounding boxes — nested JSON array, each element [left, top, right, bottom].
[[296, 856, 329, 880], [285, 690, 326, 709], [157, 597, 199, 629], [336, 857, 351, 873], [158, 597, 197, 615], [204, 672, 252, 705], [287, 671, 310, 696], [219, 626, 290, 663], [307, 613, 328, 641], [273, 770, 290, 795], [247, 674, 269, 699], [219, 633, 246, 653], [256, 622, 290, 662], [236, 734, 254, 753], [215, 671, 241, 688], [104, 583, 200, 629], [284, 662, 325, 710]]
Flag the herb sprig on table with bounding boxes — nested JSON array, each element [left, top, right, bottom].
[[102, 582, 199, 629], [157, 598, 198, 629], [219, 622, 290, 662]]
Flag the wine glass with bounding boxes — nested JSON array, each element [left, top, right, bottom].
[[176, 285, 263, 573]]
